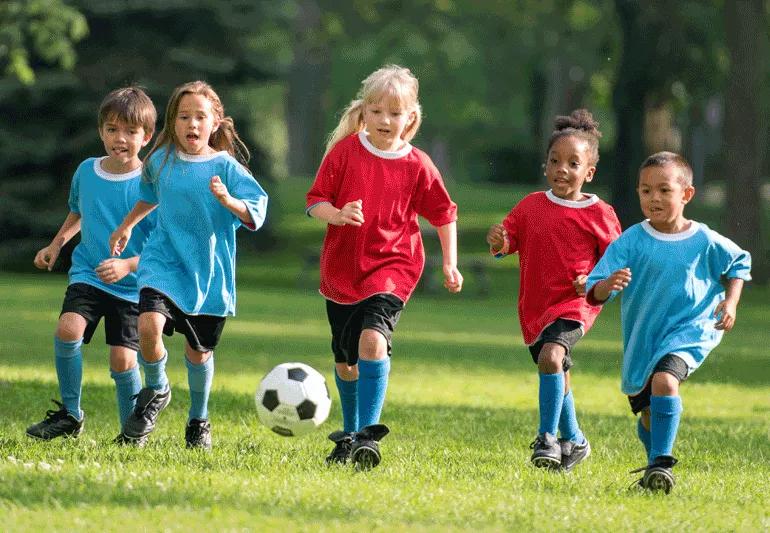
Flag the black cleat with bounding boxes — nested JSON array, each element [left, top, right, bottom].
[[630, 455, 678, 494], [325, 430, 354, 464], [351, 424, 390, 470], [113, 432, 148, 447], [559, 437, 591, 472], [26, 400, 84, 440], [530, 432, 561, 469], [122, 386, 171, 440], [185, 418, 212, 450]]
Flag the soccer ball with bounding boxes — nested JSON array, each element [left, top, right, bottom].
[[255, 362, 332, 437]]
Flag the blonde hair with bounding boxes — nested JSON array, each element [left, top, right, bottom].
[[144, 81, 250, 178], [324, 65, 422, 156]]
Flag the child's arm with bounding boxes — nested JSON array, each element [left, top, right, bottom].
[[437, 221, 463, 293], [714, 278, 744, 331], [486, 224, 508, 255], [34, 212, 82, 271], [590, 268, 632, 303], [210, 175, 254, 225], [95, 256, 139, 284], [308, 200, 364, 227], [110, 201, 157, 256]]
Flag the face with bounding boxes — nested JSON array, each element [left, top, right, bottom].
[[638, 164, 695, 232], [174, 93, 220, 155], [99, 118, 151, 171], [545, 136, 596, 201], [363, 96, 415, 151]]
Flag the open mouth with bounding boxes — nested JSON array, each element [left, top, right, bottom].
[[186, 133, 199, 142]]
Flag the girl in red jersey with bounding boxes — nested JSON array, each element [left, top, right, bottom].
[[306, 65, 462, 469], [487, 109, 621, 472]]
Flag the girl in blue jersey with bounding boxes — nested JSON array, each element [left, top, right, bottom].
[[586, 152, 751, 493], [109, 81, 268, 449], [26, 87, 157, 441]]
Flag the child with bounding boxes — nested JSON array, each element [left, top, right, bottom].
[[586, 152, 751, 493], [26, 87, 157, 441], [487, 109, 621, 471], [306, 65, 463, 469], [109, 81, 268, 449]]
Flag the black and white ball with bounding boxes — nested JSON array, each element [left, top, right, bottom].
[[255, 362, 332, 437]]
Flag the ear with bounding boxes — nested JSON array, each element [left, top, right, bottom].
[[142, 131, 153, 147], [212, 117, 221, 134], [584, 165, 596, 183], [683, 185, 695, 203]]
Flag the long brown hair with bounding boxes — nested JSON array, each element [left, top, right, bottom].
[[143, 81, 250, 179]]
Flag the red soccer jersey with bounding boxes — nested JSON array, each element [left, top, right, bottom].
[[306, 132, 457, 304], [499, 190, 621, 344]]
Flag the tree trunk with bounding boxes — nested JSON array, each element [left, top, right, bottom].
[[724, 0, 768, 281]]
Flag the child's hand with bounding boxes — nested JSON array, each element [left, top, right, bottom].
[[95, 258, 131, 284], [33, 243, 61, 271], [714, 300, 738, 331], [593, 267, 631, 301], [109, 227, 132, 257], [486, 224, 506, 252], [210, 176, 232, 206], [443, 264, 463, 293], [573, 274, 587, 296], [331, 199, 364, 227]]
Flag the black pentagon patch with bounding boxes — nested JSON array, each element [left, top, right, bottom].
[[296, 399, 317, 420], [287, 367, 309, 382], [262, 390, 280, 411], [271, 426, 293, 437]]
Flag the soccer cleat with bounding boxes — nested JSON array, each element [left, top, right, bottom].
[[26, 400, 84, 440], [113, 432, 148, 447], [122, 386, 171, 440], [350, 424, 390, 470], [530, 432, 561, 469], [629, 455, 678, 494], [185, 418, 212, 450], [559, 437, 591, 472], [325, 430, 354, 464]]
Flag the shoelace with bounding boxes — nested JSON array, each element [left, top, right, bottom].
[[43, 399, 68, 421]]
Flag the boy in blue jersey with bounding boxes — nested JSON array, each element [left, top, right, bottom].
[[26, 87, 157, 442], [586, 152, 751, 493]]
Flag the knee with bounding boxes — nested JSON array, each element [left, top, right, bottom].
[[110, 347, 137, 373], [537, 344, 565, 374], [358, 329, 386, 361], [55, 314, 85, 342], [651, 372, 680, 396], [138, 316, 164, 360], [336, 363, 358, 381]]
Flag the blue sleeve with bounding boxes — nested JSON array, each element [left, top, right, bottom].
[[710, 232, 752, 281], [67, 165, 81, 214], [225, 162, 268, 232], [586, 232, 629, 303], [139, 153, 160, 204]]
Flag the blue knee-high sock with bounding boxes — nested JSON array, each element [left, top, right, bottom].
[[54, 337, 83, 420], [538, 372, 565, 436], [140, 351, 169, 392], [357, 358, 390, 430], [111, 365, 142, 426], [558, 389, 585, 443], [335, 370, 358, 434], [649, 395, 682, 462], [637, 417, 652, 461], [186, 356, 214, 422]]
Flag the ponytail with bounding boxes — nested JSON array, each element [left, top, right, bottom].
[[211, 116, 250, 169], [324, 99, 365, 156]]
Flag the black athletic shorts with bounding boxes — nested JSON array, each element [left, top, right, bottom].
[[325, 293, 404, 366], [60, 282, 140, 350], [628, 354, 689, 414], [139, 288, 226, 352], [528, 318, 584, 371]]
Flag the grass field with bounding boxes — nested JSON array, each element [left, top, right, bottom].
[[1, 178, 769, 531]]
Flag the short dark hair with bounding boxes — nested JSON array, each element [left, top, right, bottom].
[[546, 108, 602, 165], [639, 151, 693, 187], [98, 87, 157, 135]]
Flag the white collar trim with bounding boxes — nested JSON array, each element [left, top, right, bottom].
[[641, 220, 700, 241], [545, 189, 599, 208], [358, 131, 412, 159], [176, 150, 227, 162], [93, 157, 142, 181]]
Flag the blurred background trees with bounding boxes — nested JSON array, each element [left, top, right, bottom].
[[1, 0, 768, 279]]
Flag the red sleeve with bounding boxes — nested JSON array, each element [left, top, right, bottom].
[[596, 204, 622, 256], [306, 143, 342, 212], [500, 204, 520, 254], [413, 155, 457, 227]]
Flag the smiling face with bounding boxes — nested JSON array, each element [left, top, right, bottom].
[[362, 95, 415, 152], [99, 117, 151, 173], [637, 164, 695, 233], [174, 93, 220, 155], [545, 135, 596, 201]]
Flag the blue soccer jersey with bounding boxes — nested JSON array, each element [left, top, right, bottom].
[[68, 157, 155, 302], [137, 148, 268, 316], [585, 220, 751, 395]]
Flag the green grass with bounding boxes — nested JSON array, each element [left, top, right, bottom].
[[2, 177, 770, 531]]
